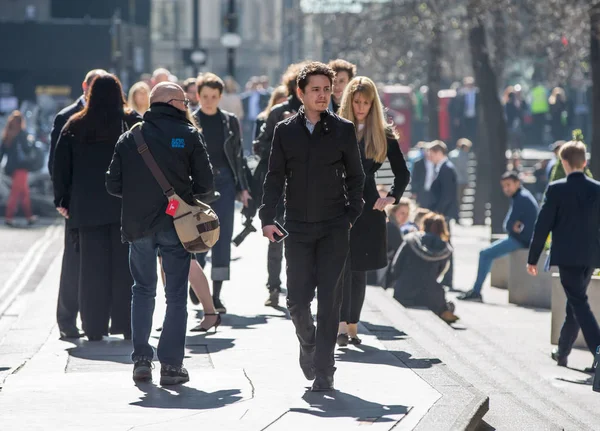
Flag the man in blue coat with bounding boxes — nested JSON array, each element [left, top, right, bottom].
[[527, 141, 600, 368], [459, 171, 539, 302]]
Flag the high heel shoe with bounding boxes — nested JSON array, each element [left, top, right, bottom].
[[190, 313, 221, 333]]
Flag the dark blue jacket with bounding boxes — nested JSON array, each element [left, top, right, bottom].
[[430, 160, 459, 220], [528, 172, 600, 267], [504, 187, 539, 247]]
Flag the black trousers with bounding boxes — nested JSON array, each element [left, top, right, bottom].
[[441, 221, 453, 287], [340, 265, 367, 324], [267, 240, 284, 291], [557, 266, 600, 356], [56, 222, 80, 331], [78, 223, 132, 337], [285, 218, 349, 377]]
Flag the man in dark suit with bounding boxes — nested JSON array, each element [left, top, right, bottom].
[[410, 141, 434, 209], [528, 140, 600, 368], [50, 68, 106, 339], [240, 77, 270, 154], [428, 140, 458, 287]]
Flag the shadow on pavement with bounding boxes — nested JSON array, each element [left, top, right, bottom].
[[186, 337, 235, 355], [361, 321, 407, 340], [335, 343, 441, 369], [131, 383, 243, 410], [66, 338, 133, 365], [555, 376, 593, 386], [289, 390, 409, 422]]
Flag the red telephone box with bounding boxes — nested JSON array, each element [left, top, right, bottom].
[[381, 85, 412, 154], [437, 89, 457, 143]]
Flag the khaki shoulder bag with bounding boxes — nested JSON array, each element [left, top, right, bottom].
[[131, 124, 220, 253]]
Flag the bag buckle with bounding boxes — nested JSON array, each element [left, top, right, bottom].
[[164, 187, 175, 197], [137, 143, 149, 154]]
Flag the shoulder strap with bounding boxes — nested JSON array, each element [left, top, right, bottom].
[[131, 123, 175, 198]]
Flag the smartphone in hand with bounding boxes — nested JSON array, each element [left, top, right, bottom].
[[273, 221, 289, 243]]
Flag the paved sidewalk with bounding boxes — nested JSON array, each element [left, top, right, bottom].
[[0, 221, 445, 431]]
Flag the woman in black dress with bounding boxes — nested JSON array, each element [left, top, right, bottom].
[[337, 76, 410, 345], [53, 74, 141, 341]]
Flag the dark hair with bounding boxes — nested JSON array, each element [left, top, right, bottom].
[[182, 78, 197, 93], [501, 171, 520, 182], [428, 140, 448, 155], [296, 62, 335, 92], [422, 213, 449, 242], [559, 140, 587, 169], [197, 73, 224, 95], [282, 61, 308, 96], [328, 59, 357, 80], [68, 74, 130, 130]]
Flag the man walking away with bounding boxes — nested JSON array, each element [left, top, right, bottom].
[[448, 138, 472, 209], [50, 68, 106, 339], [527, 140, 600, 369], [106, 82, 214, 385], [459, 172, 539, 301], [260, 62, 365, 392]]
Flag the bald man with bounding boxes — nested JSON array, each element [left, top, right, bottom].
[[107, 81, 214, 385], [51, 68, 106, 339]]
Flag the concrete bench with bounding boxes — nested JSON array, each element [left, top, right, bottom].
[[508, 249, 554, 309], [551, 274, 600, 349]]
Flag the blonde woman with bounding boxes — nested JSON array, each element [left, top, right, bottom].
[[127, 81, 151, 115], [337, 76, 410, 345]]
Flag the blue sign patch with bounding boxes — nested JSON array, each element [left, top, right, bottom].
[[171, 138, 185, 148]]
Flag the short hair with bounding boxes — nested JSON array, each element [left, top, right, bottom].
[[282, 61, 309, 95], [428, 140, 448, 155], [501, 171, 520, 182], [422, 212, 450, 242], [297, 62, 335, 92], [182, 78, 197, 93], [559, 140, 587, 169], [197, 72, 225, 94], [415, 141, 429, 149], [413, 208, 431, 227], [328, 59, 357, 80], [456, 138, 472, 150], [387, 197, 413, 218], [85, 69, 107, 86], [152, 68, 170, 79]]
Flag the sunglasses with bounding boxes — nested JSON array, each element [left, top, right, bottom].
[[167, 98, 190, 108]]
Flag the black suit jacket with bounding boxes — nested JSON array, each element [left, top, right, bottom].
[[411, 157, 426, 196], [430, 160, 459, 220], [241, 91, 270, 121], [528, 172, 600, 267], [49, 96, 85, 176]]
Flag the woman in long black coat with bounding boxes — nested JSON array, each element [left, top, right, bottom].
[[337, 76, 410, 345], [53, 74, 141, 341]]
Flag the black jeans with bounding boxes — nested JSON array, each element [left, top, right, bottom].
[[441, 221, 453, 287], [285, 217, 349, 377], [267, 240, 284, 291], [557, 266, 600, 356], [56, 222, 80, 331], [78, 223, 132, 337], [340, 265, 367, 324]]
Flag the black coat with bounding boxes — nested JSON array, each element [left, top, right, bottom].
[[259, 107, 365, 227], [349, 136, 410, 271], [49, 96, 85, 176], [528, 172, 600, 268], [429, 160, 459, 220], [0, 131, 31, 176], [106, 104, 214, 242], [192, 108, 249, 192], [53, 111, 141, 229]]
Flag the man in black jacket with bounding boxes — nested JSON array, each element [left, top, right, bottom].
[[254, 61, 306, 307], [193, 73, 250, 313], [106, 82, 214, 385], [528, 140, 600, 368], [428, 140, 458, 288], [49, 68, 106, 339], [260, 62, 365, 391]]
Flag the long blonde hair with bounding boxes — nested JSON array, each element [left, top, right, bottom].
[[128, 81, 151, 115], [339, 76, 394, 163]]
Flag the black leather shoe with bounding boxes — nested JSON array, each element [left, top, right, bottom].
[[299, 346, 315, 381], [264, 289, 280, 307], [59, 327, 84, 339], [87, 334, 103, 342], [311, 375, 334, 392], [551, 348, 568, 367]]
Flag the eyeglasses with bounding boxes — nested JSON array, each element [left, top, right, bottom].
[[167, 98, 190, 108]]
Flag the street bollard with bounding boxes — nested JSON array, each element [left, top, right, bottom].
[[594, 345, 600, 393]]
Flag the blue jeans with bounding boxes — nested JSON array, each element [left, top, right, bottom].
[[196, 168, 236, 280], [472, 236, 523, 294], [130, 226, 191, 366]]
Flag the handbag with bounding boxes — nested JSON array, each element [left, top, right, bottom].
[[16, 134, 45, 172], [130, 123, 220, 253]]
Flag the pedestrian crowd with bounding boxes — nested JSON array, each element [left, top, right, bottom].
[[11, 55, 595, 392]]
